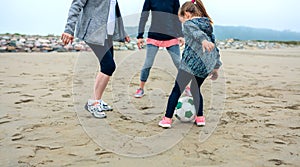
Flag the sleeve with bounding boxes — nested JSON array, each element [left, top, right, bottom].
[[64, 0, 88, 36], [211, 27, 222, 69], [211, 34, 216, 43], [137, 0, 151, 39], [214, 48, 222, 69], [115, 2, 128, 42], [173, 0, 184, 37], [183, 21, 210, 42]]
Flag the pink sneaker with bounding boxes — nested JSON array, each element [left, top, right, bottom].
[[195, 116, 205, 126], [158, 117, 172, 128], [134, 88, 144, 98], [184, 86, 192, 97]]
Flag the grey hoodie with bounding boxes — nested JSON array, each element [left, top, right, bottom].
[[64, 0, 127, 46], [180, 17, 222, 78]]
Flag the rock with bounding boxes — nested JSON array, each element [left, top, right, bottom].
[[74, 44, 84, 51], [25, 43, 34, 48], [9, 41, 17, 47], [16, 41, 24, 48], [0, 46, 7, 52], [125, 43, 135, 50], [7, 46, 16, 52], [1, 36, 10, 40], [31, 47, 41, 52], [56, 47, 68, 52], [19, 38, 26, 43], [24, 48, 32, 52], [119, 46, 128, 51], [41, 47, 53, 52], [0, 33, 297, 53]]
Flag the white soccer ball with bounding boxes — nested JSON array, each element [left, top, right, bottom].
[[174, 96, 196, 122]]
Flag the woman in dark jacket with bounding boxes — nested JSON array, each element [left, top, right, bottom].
[[134, 0, 185, 98]]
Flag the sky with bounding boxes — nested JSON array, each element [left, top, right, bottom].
[[0, 0, 299, 35]]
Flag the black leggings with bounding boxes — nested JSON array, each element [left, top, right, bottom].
[[86, 36, 116, 76], [165, 69, 206, 118]]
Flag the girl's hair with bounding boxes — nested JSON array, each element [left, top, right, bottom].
[[179, 0, 213, 24]]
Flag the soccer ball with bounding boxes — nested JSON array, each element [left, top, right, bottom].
[[174, 96, 196, 122]]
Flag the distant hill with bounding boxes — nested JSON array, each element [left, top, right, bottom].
[[125, 26, 300, 41], [214, 26, 300, 41]]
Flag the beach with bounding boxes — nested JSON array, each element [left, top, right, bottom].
[[0, 48, 299, 166]]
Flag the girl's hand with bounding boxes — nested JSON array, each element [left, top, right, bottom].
[[178, 37, 185, 47], [209, 69, 219, 80], [61, 32, 74, 45], [125, 36, 131, 43], [202, 40, 214, 52]]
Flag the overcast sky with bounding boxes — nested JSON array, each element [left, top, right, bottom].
[[0, 0, 299, 35]]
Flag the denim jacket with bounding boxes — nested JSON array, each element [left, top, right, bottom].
[[64, 0, 127, 46], [180, 17, 222, 78]]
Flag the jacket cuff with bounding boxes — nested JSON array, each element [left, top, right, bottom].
[[137, 33, 144, 39], [64, 29, 74, 36], [214, 60, 222, 69]]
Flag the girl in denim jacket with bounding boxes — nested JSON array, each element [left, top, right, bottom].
[[159, 0, 222, 128]]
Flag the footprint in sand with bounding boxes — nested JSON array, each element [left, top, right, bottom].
[[0, 115, 12, 125], [285, 104, 300, 110], [20, 94, 35, 98], [268, 159, 289, 166], [289, 126, 300, 130], [14, 99, 34, 104], [11, 133, 24, 141], [227, 93, 250, 100], [265, 123, 277, 128]]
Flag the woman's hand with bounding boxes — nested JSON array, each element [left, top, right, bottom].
[[137, 38, 144, 49], [202, 40, 214, 52], [61, 32, 74, 45]]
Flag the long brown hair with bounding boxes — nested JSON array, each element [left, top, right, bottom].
[[179, 0, 213, 24]]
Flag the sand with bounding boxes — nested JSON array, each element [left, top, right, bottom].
[[0, 47, 299, 166]]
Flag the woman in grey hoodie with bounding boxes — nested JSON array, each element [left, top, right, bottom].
[[61, 0, 130, 118]]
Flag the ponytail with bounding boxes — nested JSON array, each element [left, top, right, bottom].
[[194, 0, 213, 24], [180, 0, 213, 24]]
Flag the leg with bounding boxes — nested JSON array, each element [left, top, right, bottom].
[[87, 37, 116, 100], [135, 44, 159, 98], [94, 73, 110, 100], [166, 44, 181, 69], [84, 38, 115, 117], [167, 44, 192, 97], [165, 70, 192, 118], [140, 44, 159, 88], [190, 76, 206, 117]]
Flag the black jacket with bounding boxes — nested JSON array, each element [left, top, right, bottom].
[[137, 0, 183, 40]]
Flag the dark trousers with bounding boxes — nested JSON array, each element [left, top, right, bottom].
[[86, 36, 116, 76], [165, 69, 206, 118]]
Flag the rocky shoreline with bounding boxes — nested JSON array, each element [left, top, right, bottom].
[[0, 34, 298, 53]]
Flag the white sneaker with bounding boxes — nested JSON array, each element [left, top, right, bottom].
[[99, 100, 113, 111], [84, 100, 107, 118]]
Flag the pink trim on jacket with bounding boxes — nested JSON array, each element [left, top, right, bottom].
[[146, 38, 179, 48]]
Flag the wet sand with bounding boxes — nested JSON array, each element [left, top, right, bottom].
[[0, 48, 299, 166]]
